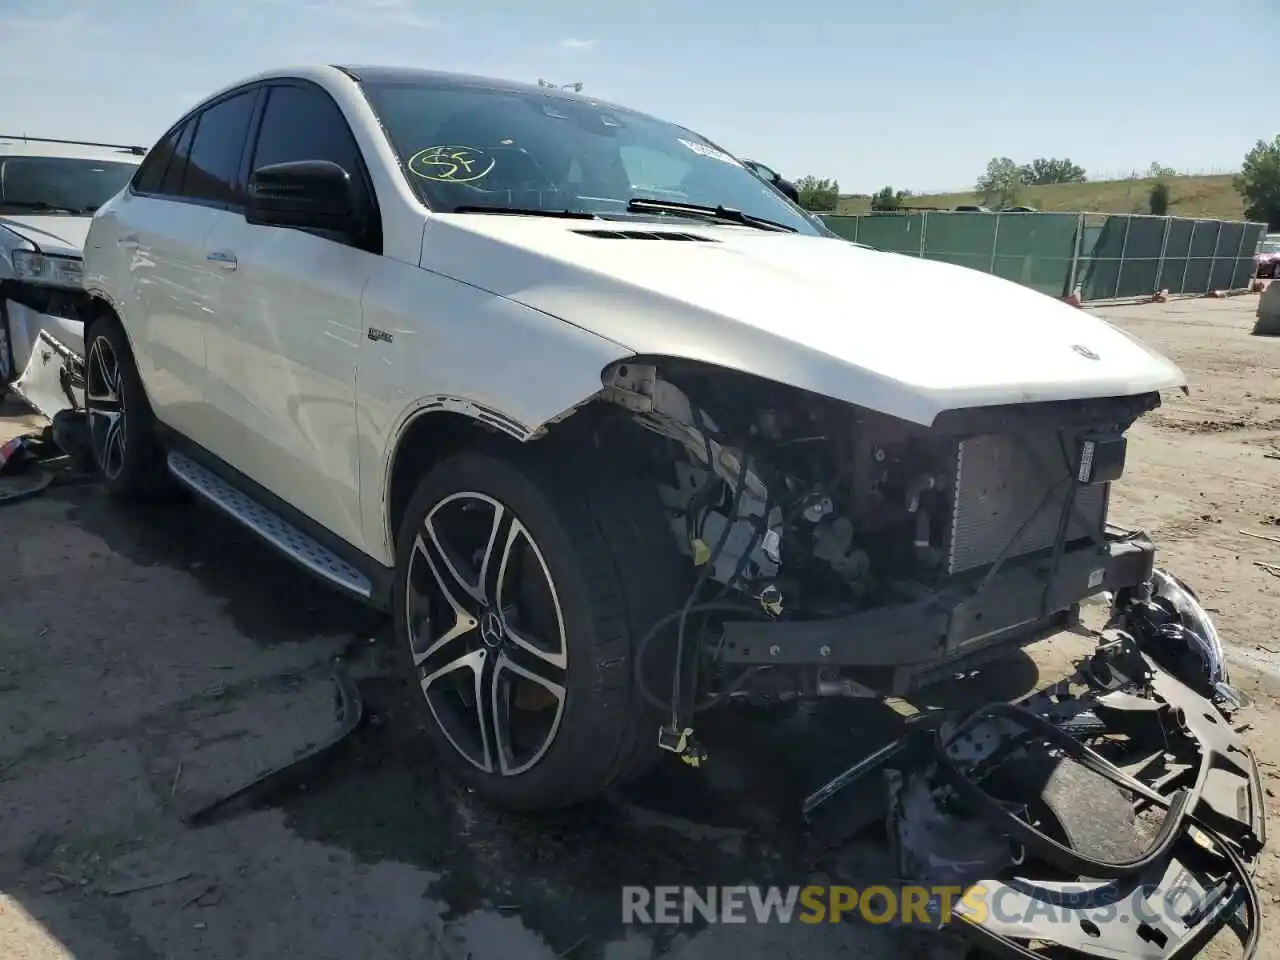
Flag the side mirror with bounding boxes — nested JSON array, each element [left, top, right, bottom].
[[774, 177, 800, 203], [743, 158, 801, 204], [246, 160, 361, 235]]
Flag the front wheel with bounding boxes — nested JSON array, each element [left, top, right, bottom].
[[83, 317, 171, 498], [391, 443, 687, 810]]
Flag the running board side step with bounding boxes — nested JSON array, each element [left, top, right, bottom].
[[166, 451, 373, 600]]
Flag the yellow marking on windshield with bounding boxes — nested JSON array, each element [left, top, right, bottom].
[[407, 146, 496, 183]]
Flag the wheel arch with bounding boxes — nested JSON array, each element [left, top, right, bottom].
[[381, 393, 607, 563], [83, 293, 128, 344]]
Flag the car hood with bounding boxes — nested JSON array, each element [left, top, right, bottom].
[[0, 214, 90, 258], [419, 214, 1187, 426]]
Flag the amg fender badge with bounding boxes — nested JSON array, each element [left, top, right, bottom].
[[1071, 343, 1099, 360]]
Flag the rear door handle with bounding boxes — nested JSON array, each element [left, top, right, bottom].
[[207, 250, 237, 270], [117, 235, 139, 249]]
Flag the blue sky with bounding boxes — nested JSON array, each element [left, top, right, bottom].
[[0, 0, 1274, 194]]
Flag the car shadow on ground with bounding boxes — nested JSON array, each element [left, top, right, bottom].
[[14, 487, 1047, 958]]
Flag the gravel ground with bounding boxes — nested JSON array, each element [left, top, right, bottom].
[[1, 294, 1278, 959]]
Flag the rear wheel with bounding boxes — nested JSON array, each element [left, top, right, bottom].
[[391, 436, 687, 809], [84, 317, 171, 498]]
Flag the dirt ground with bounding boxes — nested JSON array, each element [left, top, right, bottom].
[[1, 294, 1278, 960]]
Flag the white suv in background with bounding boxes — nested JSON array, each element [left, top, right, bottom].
[[1, 136, 142, 416], [81, 65, 1189, 811]]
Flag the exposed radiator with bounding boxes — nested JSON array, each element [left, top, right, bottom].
[[945, 432, 1108, 576]]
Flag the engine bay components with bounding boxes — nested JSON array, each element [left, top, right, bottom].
[[601, 359, 1168, 764]]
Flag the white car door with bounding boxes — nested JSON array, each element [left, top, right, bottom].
[[201, 81, 376, 549], [142, 87, 263, 465], [102, 115, 224, 440]]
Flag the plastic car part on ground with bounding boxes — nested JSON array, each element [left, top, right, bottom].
[[805, 580, 1263, 960], [0, 406, 96, 505], [182, 660, 364, 827], [0, 433, 54, 503]]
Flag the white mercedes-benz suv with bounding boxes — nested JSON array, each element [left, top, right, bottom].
[[82, 65, 1200, 811]]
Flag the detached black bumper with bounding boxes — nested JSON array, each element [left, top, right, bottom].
[[717, 534, 1154, 686], [806, 633, 1266, 960]]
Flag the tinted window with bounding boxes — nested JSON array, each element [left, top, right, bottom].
[[182, 91, 256, 205], [133, 125, 182, 193], [252, 84, 363, 176], [360, 81, 819, 235], [160, 121, 195, 196]]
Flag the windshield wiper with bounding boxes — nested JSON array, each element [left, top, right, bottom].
[[0, 199, 86, 215], [450, 206, 599, 219], [626, 198, 796, 233]]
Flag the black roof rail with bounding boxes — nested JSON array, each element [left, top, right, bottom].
[[0, 134, 147, 156]]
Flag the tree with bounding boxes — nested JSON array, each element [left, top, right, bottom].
[[976, 157, 1023, 209], [795, 176, 840, 212], [1235, 136, 1280, 229], [1017, 158, 1087, 185], [870, 185, 908, 211], [1149, 181, 1170, 216]]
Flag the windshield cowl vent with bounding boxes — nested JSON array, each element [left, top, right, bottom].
[[571, 229, 719, 242]]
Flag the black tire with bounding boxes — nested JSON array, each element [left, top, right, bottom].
[[391, 431, 689, 810], [83, 315, 172, 499]]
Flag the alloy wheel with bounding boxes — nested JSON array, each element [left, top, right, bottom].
[[405, 491, 568, 776], [86, 334, 127, 480]]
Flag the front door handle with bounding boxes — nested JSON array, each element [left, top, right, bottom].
[[207, 250, 238, 270]]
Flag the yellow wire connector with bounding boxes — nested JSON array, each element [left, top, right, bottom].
[[657, 726, 708, 767]]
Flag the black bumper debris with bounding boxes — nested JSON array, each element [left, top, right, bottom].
[[806, 631, 1265, 960]]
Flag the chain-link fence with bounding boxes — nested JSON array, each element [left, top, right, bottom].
[[820, 212, 1267, 302]]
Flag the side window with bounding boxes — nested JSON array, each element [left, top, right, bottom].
[[181, 91, 256, 206], [160, 121, 196, 196], [250, 85, 365, 183], [132, 123, 183, 194]]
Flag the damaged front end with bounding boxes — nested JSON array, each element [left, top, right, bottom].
[[807, 593, 1264, 960], [597, 357, 1267, 956], [1, 282, 87, 419], [600, 358, 1165, 759]]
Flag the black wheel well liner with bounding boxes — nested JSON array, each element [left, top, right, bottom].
[[384, 400, 632, 561]]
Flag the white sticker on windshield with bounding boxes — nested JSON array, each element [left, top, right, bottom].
[[678, 138, 741, 166]]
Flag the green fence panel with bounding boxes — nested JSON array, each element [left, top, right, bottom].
[[1157, 219, 1195, 294], [1182, 221, 1221, 295], [817, 211, 1260, 300], [1231, 222, 1267, 289], [989, 212, 1078, 296], [1078, 216, 1127, 301], [854, 214, 924, 255], [1210, 222, 1245, 291], [921, 212, 997, 274], [1115, 216, 1167, 298], [820, 215, 860, 243]]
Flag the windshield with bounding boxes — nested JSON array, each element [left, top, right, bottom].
[[1261, 238, 1280, 253], [360, 80, 822, 235], [0, 156, 136, 215]]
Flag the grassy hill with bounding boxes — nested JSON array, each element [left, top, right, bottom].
[[833, 174, 1247, 221]]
